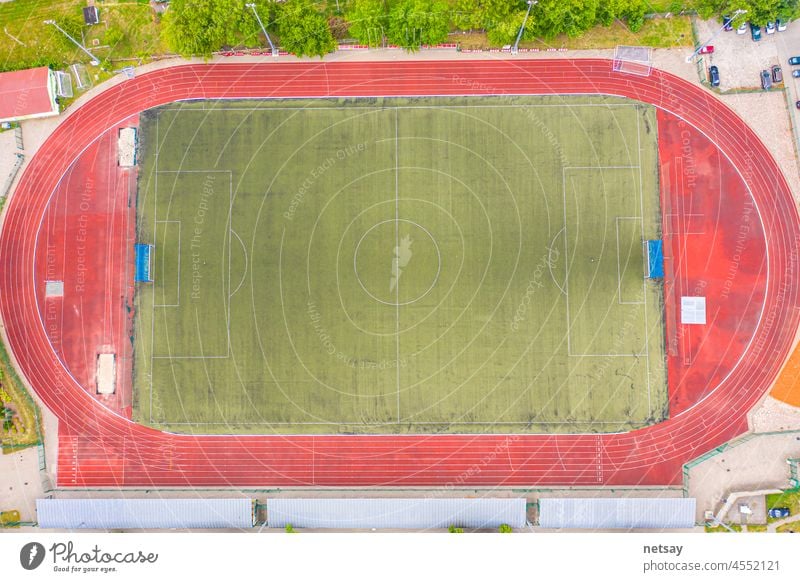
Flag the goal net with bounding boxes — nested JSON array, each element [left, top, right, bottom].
[[613, 46, 653, 77]]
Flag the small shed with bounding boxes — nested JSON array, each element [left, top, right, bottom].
[[83, 6, 99, 25]]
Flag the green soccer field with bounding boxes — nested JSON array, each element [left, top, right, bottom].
[[133, 95, 667, 435]]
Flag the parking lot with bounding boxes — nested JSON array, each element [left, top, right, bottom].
[[695, 16, 794, 91], [697, 17, 779, 90]]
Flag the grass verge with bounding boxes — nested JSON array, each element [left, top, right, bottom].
[[0, 335, 41, 453], [766, 490, 800, 522]]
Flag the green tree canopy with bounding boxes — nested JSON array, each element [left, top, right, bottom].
[[277, 0, 337, 58], [532, 0, 600, 38], [162, 0, 249, 57], [387, 0, 450, 51], [346, 0, 388, 47], [453, 0, 526, 31], [692, 0, 800, 23], [485, 9, 532, 45]]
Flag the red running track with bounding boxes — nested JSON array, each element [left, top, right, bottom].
[[1, 60, 798, 487], [657, 111, 768, 416], [34, 117, 138, 420]]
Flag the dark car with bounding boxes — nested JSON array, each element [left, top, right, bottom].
[[796, 100, 800, 109], [761, 69, 772, 89], [751, 22, 762, 41], [723, 14, 733, 31], [768, 507, 790, 519], [789, 56, 800, 65], [773, 65, 783, 83], [709, 65, 720, 87]]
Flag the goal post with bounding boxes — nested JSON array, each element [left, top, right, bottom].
[[613, 46, 653, 77]]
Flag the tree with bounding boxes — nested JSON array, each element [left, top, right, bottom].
[[498, 523, 513, 533], [276, 0, 337, 58], [486, 9, 531, 45], [617, 0, 648, 32], [346, 0, 388, 47], [692, 0, 800, 24], [162, 0, 249, 57], [387, 0, 450, 51], [453, 0, 526, 31], [598, 0, 646, 27], [532, 0, 600, 38]]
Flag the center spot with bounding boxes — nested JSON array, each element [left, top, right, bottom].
[[354, 219, 441, 306]]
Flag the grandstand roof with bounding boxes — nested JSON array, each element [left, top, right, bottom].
[[539, 498, 696, 530], [0, 67, 59, 124], [266, 498, 526, 529], [36, 498, 255, 530]]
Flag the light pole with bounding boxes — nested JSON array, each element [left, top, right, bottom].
[[44, 19, 100, 66], [246, 3, 278, 57], [512, 1, 537, 55], [685, 9, 746, 63]]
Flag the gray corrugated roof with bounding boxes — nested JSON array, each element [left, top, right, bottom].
[[539, 498, 696, 529], [267, 498, 526, 529], [37, 498, 254, 529]]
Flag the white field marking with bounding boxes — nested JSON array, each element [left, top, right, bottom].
[[161, 419, 640, 425], [673, 158, 692, 367], [352, 218, 442, 306], [151, 170, 232, 359], [157, 103, 641, 112], [395, 107, 401, 423], [149, 116, 159, 424], [615, 217, 645, 305], [227, 165, 233, 357], [152, 220, 181, 307], [229, 229, 249, 299], [562, 167, 647, 358], [78, 295, 89, 391], [636, 112, 653, 416], [548, 227, 567, 295], [154, 170, 235, 173], [27, 96, 772, 438]]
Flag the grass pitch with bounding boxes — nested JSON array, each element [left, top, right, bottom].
[[133, 96, 666, 434]]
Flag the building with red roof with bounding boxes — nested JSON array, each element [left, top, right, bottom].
[[0, 67, 59, 124]]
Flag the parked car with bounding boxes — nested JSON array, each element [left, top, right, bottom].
[[795, 100, 800, 109], [793, 70, 800, 78], [768, 507, 790, 519], [766, 21, 776, 34], [777, 18, 788, 31], [709, 65, 720, 87], [723, 14, 734, 31], [751, 23, 762, 41], [789, 56, 800, 65], [761, 69, 772, 89], [773, 65, 783, 83], [737, 22, 748, 34], [699, 45, 714, 54]]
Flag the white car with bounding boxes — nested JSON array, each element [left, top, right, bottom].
[[777, 19, 788, 32], [766, 21, 776, 34], [737, 22, 748, 34]]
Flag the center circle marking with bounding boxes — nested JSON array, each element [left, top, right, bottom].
[[353, 219, 442, 306]]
